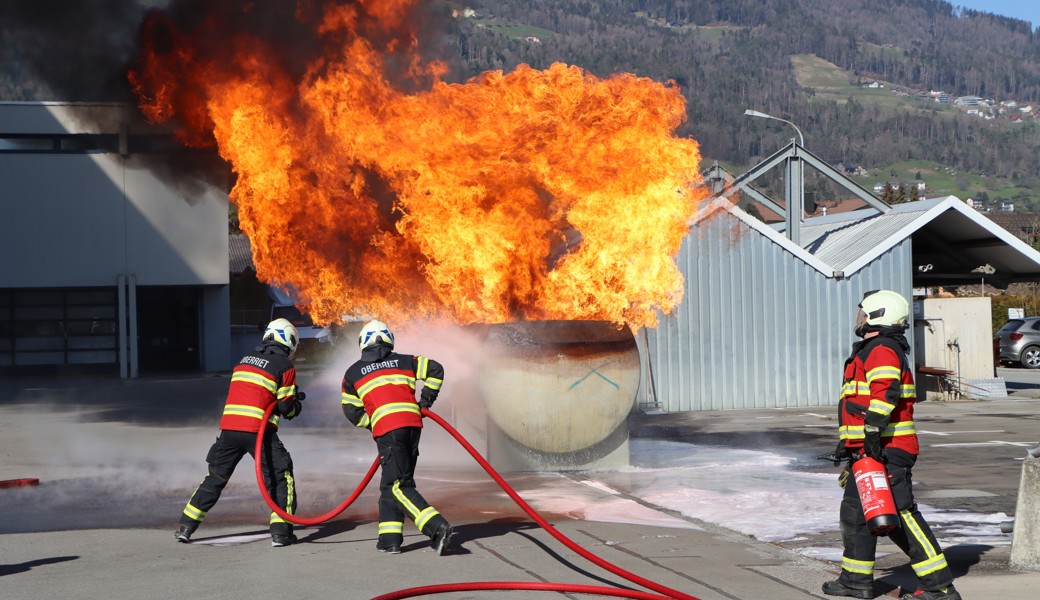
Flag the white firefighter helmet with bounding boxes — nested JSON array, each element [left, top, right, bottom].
[[359, 319, 394, 350], [264, 317, 300, 354], [858, 290, 909, 327]]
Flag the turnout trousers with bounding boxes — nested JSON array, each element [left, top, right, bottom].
[[836, 449, 953, 591], [375, 427, 447, 548], [179, 429, 297, 536]]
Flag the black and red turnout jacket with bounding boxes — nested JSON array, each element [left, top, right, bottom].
[[341, 343, 444, 438]]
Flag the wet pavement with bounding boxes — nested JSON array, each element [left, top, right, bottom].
[[2, 367, 1040, 599]]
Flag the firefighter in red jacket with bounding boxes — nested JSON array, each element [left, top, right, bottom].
[[822, 290, 960, 600], [341, 319, 452, 555], [174, 317, 305, 548]]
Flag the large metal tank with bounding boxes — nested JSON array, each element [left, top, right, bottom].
[[474, 320, 640, 471]]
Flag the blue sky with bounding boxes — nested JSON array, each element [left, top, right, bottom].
[[954, 1, 1039, 29]]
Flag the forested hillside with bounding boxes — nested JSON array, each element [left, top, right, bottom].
[[4, 0, 1040, 207], [453, 0, 1040, 206]]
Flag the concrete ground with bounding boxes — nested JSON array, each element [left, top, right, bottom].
[[2, 367, 1040, 599]]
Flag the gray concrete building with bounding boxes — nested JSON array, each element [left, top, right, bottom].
[[1, 102, 231, 377]]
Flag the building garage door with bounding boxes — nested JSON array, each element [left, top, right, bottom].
[[0, 288, 119, 375]]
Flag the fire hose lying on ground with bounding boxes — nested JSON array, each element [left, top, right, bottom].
[[255, 403, 698, 600]]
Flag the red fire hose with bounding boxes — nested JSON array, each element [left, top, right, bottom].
[[254, 403, 697, 600], [253, 412, 380, 525]]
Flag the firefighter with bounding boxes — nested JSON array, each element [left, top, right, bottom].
[[174, 317, 305, 548], [341, 319, 452, 555], [822, 290, 961, 600]]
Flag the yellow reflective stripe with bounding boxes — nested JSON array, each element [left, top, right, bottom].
[[417, 356, 428, 380], [840, 421, 915, 440], [223, 404, 280, 426], [883, 421, 915, 437], [424, 377, 443, 391], [358, 374, 416, 396], [912, 553, 949, 577], [232, 371, 277, 393], [275, 385, 295, 400], [839, 425, 863, 441], [341, 393, 363, 408], [842, 381, 870, 395], [392, 480, 423, 520], [371, 402, 421, 428], [183, 503, 205, 521], [222, 404, 280, 426], [223, 404, 265, 419], [868, 399, 894, 414], [378, 521, 404, 535], [357, 414, 371, 429], [841, 556, 874, 575], [866, 365, 900, 382], [415, 506, 439, 531], [285, 471, 295, 515], [900, 509, 939, 557], [270, 513, 288, 525], [901, 383, 916, 398]]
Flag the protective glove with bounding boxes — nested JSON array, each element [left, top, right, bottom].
[[418, 389, 437, 410], [280, 388, 305, 420], [863, 425, 885, 463], [838, 467, 850, 488]]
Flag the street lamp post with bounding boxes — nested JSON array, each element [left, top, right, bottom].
[[744, 109, 806, 243], [744, 109, 804, 146]]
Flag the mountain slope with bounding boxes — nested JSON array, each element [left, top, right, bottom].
[[455, 0, 1040, 204]]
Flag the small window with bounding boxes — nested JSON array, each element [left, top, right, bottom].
[[0, 137, 56, 151], [999, 320, 1024, 333]]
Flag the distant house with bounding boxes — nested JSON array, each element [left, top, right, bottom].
[[872, 181, 924, 194], [1002, 201, 1015, 212], [955, 96, 982, 107]]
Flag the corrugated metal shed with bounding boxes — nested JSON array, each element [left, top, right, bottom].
[[644, 200, 910, 411], [799, 210, 923, 273], [644, 194, 1040, 413]]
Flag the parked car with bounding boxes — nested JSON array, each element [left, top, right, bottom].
[[996, 317, 1040, 369]]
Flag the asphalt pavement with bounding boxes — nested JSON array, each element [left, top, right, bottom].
[[2, 367, 1040, 599]]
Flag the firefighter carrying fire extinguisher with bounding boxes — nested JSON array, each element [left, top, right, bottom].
[[340, 320, 453, 556], [822, 290, 961, 600]]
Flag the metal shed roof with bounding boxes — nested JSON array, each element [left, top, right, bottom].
[[781, 196, 1040, 286], [229, 233, 254, 274]]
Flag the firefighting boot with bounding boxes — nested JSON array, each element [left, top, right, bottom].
[[900, 585, 961, 600], [376, 537, 402, 554], [822, 579, 874, 599], [431, 522, 453, 556], [271, 533, 298, 547], [174, 522, 198, 543]]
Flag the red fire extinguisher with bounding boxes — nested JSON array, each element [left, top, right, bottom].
[[852, 455, 899, 535]]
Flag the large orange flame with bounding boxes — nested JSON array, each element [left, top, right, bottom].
[[129, 1, 705, 329]]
